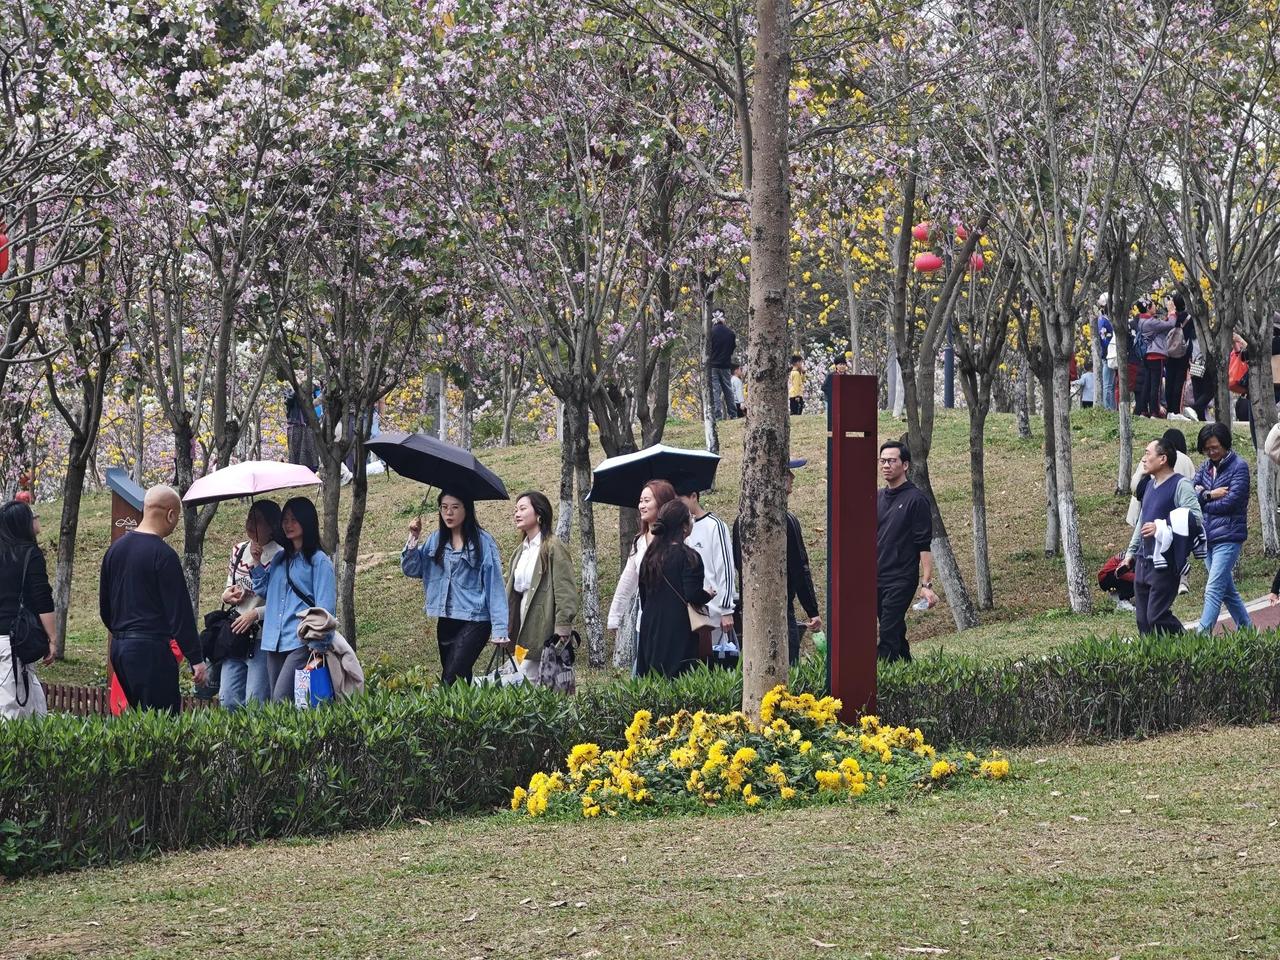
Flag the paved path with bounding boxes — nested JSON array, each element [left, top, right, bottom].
[[1198, 594, 1280, 633]]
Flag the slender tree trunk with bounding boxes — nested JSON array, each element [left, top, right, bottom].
[[338, 453, 369, 645], [1115, 312, 1134, 494], [1050, 358, 1092, 612], [132, 392, 145, 485], [960, 380, 994, 610], [51, 442, 88, 659], [564, 393, 604, 666], [556, 424, 574, 543], [437, 372, 448, 441], [911, 459, 979, 630], [173, 416, 206, 612], [319, 453, 342, 558], [1038, 367, 1060, 556], [740, 0, 792, 719], [700, 284, 721, 455], [1248, 361, 1280, 556], [1014, 354, 1031, 440]]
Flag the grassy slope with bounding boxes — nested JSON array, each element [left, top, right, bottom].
[[40, 408, 1275, 685], [2, 723, 1277, 959]]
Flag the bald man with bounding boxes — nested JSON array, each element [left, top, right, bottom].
[[100, 485, 206, 713]]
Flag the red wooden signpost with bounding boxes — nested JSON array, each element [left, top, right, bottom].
[[827, 374, 879, 722]]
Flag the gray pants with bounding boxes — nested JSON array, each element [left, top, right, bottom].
[[710, 367, 735, 420], [265, 647, 312, 703]]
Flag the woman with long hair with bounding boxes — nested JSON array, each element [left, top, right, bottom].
[[250, 496, 336, 702], [402, 491, 509, 685], [507, 491, 578, 684], [636, 499, 714, 678], [219, 500, 285, 709], [606, 479, 677, 650], [0, 500, 57, 718]]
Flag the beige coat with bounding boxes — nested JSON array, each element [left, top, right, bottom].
[[506, 535, 578, 657]]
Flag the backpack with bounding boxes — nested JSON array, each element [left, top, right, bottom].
[[1166, 322, 1188, 359]]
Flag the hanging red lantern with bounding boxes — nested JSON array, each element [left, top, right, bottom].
[[911, 222, 931, 242], [914, 252, 943, 272], [956, 224, 969, 241], [970, 253, 985, 272]]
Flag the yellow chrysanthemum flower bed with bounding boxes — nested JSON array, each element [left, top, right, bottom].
[[511, 686, 1011, 819]]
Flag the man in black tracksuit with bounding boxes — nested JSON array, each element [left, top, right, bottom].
[[731, 459, 821, 664], [876, 441, 935, 662]]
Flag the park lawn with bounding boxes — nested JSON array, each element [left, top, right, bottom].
[[38, 408, 1277, 686], [1, 722, 1276, 959]]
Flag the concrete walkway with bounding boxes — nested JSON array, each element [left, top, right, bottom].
[[1195, 594, 1280, 633]]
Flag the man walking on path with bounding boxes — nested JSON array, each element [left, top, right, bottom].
[[100, 485, 206, 712], [731, 459, 821, 665], [707, 314, 737, 420], [677, 482, 737, 657], [876, 441, 935, 663], [1120, 438, 1204, 636]]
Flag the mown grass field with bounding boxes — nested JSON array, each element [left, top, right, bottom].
[[2, 722, 1276, 959], [39, 407, 1277, 685]]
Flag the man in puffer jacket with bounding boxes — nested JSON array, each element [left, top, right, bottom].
[[1192, 422, 1252, 633]]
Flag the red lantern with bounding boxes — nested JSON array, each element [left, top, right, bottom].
[[914, 252, 943, 272], [956, 225, 969, 241], [911, 222, 930, 242], [970, 253, 985, 272]]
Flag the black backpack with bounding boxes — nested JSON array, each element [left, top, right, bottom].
[[9, 548, 50, 665]]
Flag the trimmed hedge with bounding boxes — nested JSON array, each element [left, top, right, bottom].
[[2, 628, 1278, 877]]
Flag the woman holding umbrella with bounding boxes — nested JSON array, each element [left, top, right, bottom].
[[606, 479, 677, 650], [218, 500, 285, 709], [402, 491, 509, 685]]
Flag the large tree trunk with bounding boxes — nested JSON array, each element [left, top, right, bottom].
[[51, 441, 89, 660], [1050, 358, 1092, 612], [131, 391, 145, 485], [338, 452, 369, 645], [173, 415, 206, 612], [740, 0, 792, 720], [556, 424, 574, 543], [319, 453, 343, 558], [960, 378, 994, 610], [1035, 363, 1060, 557], [563, 393, 604, 666], [911, 459, 978, 631], [699, 285, 721, 455]]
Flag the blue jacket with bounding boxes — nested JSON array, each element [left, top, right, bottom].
[[1193, 450, 1250, 544], [401, 529, 509, 636], [251, 549, 337, 653]]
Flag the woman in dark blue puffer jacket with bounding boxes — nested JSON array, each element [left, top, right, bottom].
[[1193, 422, 1251, 633]]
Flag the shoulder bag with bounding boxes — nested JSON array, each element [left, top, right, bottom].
[[9, 548, 50, 665], [202, 543, 256, 664]]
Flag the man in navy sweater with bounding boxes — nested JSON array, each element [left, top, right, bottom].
[[876, 441, 935, 662], [706, 314, 737, 420], [100, 485, 205, 712]]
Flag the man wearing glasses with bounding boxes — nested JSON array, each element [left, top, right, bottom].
[[876, 441, 935, 662]]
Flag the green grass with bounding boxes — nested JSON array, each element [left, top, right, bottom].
[[3, 722, 1277, 958], [35, 407, 1277, 686]]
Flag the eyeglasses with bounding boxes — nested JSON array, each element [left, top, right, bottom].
[[879, 458, 902, 466]]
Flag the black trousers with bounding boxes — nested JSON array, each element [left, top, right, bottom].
[[1165, 356, 1190, 414], [1190, 370, 1216, 421], [438, 617, 493, 685], [877, 576, 917, 663], [787, 617, 802, 666], [1137, 358, 1164, 416], [1133, 559, 1183, 636], [111, 633, 181, 714], [789, 397, 805, 416]]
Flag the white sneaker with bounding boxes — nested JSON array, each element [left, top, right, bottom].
[[1178, 580, 1189, 595], [1115, 599, 1136, 612], [1167, 412, 1189, 421]]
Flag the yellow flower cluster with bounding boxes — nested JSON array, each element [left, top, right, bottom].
[[509, 687, 1011, 819]]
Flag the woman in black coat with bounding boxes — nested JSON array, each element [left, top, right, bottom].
[[0, 500, 57, 718], [637, 499, 714, 678]]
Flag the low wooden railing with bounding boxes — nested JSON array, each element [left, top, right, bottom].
[[42, 682, 213, 716]]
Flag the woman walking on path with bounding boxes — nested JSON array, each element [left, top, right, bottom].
[[606, 479, 677, 648], [0, 501, 56, 719], [507, 491, 578, 684], [402, 492, 508, 685], [251, 497, 336, 702], [219, 501, 284, 709], [1193, 423, 1252, 634], [636, 499, 714, 678]]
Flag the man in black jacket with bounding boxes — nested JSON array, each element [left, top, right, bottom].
[[731, 459, 822, 665], [707, 314, 737, 420], [876, 441, 935, 662]]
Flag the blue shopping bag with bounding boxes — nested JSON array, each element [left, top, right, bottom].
[[294, 652, 335, 709]]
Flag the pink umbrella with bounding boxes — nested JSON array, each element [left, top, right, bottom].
[[182, 461, 321, 506]]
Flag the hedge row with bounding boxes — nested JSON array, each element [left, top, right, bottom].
[[2, 628, 1277, 877]]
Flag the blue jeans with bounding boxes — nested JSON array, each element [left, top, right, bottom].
[[1198, 541, 1251, 633], [219, 634, 270, 709], [1102, 364, 1117, 410]]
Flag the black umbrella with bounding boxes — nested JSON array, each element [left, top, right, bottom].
[[586, 444, 721, 508], [365, 431, 510, 501]]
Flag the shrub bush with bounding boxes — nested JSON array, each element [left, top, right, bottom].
[[2, 628, 1277, 877]]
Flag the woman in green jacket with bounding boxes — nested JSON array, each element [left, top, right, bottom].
[[507, 491, 578, 685]]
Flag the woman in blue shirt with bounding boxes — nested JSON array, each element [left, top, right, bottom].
[[251, 496, 336, 702], [402, 491, 508, 684]]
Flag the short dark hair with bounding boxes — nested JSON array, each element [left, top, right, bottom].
[[1171, 292, 1187, 313], [879, 440, 910, 464], [1196, 421, 1233, 454], [1150, 437, 1174, 463], [790, 354, 802, 364], [516, 490, 554, 538], [1160, 428, 1187, 458]]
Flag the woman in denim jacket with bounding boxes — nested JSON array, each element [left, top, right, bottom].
[[402, 491, 509, 684]]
